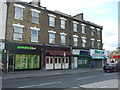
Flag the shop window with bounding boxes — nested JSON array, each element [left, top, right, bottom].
[[50, 58, 53, 64], [55, 58, 57, 63], [46, 58, 49, 64], [13, 26, 23, 41], [66, 58, 69, 63], [31, 11, 39, 24], [58, 58, 61, 63]]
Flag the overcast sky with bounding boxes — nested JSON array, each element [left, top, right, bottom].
[[22, 0, 118, 51]]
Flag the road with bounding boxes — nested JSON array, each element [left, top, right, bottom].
[[2, 71, 118, 89]]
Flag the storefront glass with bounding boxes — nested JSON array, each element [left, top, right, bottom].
[[15, 54, 40, 69]]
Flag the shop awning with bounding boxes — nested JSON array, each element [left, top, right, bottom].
[[48, 51, 72, 56]]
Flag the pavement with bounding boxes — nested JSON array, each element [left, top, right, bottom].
[[2, 68, 103, 80]]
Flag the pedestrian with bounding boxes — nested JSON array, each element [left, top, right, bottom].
[[91, 61, 95, 69]]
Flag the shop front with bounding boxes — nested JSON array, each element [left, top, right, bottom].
[[4, 41, 42, 71], [44, 45, 72, 70], [72, 49, 90, 69], [90, 49, 107, 68]]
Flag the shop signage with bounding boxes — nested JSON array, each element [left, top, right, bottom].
[[90, 49, 105, 57], [17, 46, 36, 50]]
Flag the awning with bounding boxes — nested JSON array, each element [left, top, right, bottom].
[[47, 51, 72, 56]]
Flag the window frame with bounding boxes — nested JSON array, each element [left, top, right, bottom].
[[31, 11, 40, 24], [49, 33, 56, 44], [14, 4, 25, 20], [13, 26, 23, 41]]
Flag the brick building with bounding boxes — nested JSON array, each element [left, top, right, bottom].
[[1, 0, 105, 72]]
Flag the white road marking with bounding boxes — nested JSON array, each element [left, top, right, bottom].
[[77, 76, 95, 80], [79, 79, 118, 88], [104, 73, 116, 76], [99, 86, 108, 88], [71, 87, 79, 88], [18, 81, 61, 88]]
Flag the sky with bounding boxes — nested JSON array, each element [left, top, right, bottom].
[[22, 0, 118, 51]]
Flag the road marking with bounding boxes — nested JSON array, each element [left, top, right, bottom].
[[18, 81, 61, 88], [99, 86, 108, 88], [104, 73, 116, 76], [77, 76, 95, 80], [71, 87, 79, 88]]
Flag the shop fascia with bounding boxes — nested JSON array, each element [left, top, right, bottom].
[[90, 49, 106, 57]]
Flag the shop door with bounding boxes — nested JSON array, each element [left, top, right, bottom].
[[62, 57, 69, 69], [54, 57, 61, 69], [46, 57, 54, 70]]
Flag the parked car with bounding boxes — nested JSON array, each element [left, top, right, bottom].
[[103, 63, 120, 72]]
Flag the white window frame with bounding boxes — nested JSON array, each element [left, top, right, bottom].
[[60, 33, 67, 45], [81, 24, 86, 34], [91, 39, 95, 48], [31, 10, 40, 24], [82, 38, 86, 47], [13, 24, 24, 41], [73, 35, 79, 46], [48, 14, 56, 27], [61, 19, 65, 29], [49, 33, 56, 44], [30, 27, 40, 42], [97, 40, 101, 49], [14, 4, 25, 20]]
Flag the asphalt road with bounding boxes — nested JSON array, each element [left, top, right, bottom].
[[2, 71, 118, 89]]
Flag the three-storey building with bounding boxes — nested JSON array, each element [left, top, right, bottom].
[[2, 0, 104, 72]]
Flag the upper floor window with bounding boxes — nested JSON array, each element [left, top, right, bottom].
[[48, 14, 56, 27], [81, 37, 86, 47], [97, 40, 101, 49], [73, 35, 79, 46], [73, 21, 78, 32], [14, 4, 25, 20], [97, 28, 101, 37], [31, 9, 40, 24], [60, 17, 66, 29], [48, 31, 56, 44], [13, 24, 24, 41], [81, 24, 86, 34], [91, 38, 95, 48], [90, 26, 95, 36], [30, 27, 40, 42], [60, 33, 67, 45]]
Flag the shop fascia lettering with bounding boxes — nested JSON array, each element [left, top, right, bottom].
[[90, 49, 105, 56], [17, 46, 36, 50]]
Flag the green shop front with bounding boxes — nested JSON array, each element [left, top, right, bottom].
[[72, 49, 90, 69], [4, 41, 42, 71]]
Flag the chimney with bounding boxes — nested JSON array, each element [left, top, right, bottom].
[[73, 13, 84, 20], [31, 0, 40, 7]]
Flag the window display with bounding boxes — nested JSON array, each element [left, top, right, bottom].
[[15, 54, 40, 70]]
